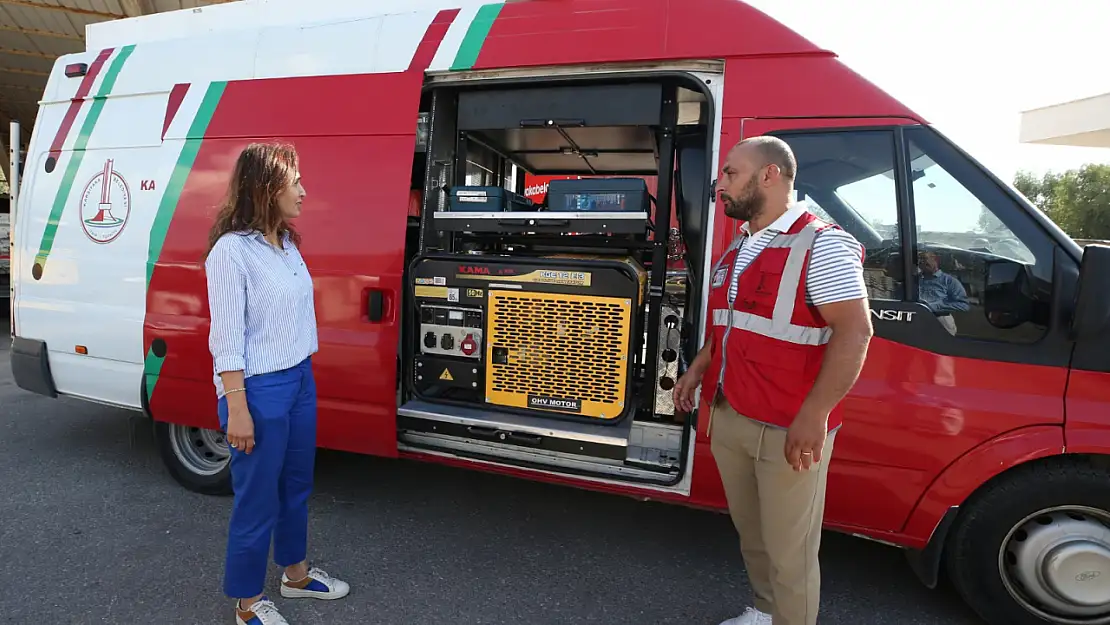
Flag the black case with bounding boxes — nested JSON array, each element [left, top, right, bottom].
[[545, 178, 650, 213]]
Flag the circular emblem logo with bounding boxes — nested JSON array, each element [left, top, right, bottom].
[[79, 158, 131, 244]]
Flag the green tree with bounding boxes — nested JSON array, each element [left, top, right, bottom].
[[1010, 164, 1110, 240], [1013, 170, 1057, 212]]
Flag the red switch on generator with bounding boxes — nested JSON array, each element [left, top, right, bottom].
[[460, 334, 477, 356]]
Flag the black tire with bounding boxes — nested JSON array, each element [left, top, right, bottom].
[[945, 458, 1110, 625], [152, 420, 233, 496]]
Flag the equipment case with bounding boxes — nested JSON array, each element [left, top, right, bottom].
[[448, 186, 533, 212], [545, 178, 651, 213]]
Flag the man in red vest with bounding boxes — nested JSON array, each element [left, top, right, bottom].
[[674, 136, 874, 625]]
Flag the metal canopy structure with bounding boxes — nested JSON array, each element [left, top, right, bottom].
[[1019, 92, 1110, 149], [0, 0, 235, 181]]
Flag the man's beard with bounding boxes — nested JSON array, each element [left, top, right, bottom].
[[721, 174, 763, 221]]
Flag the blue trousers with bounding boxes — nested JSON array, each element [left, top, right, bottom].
[[217, 357, 317, 599]]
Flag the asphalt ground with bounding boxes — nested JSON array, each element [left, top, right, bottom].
[[0, 334, 984, 624]]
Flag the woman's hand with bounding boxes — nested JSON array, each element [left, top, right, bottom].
[[226, 401, 256, 454]]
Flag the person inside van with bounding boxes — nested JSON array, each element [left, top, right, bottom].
[[204, 142, 350, 625], [917, 250, 969, 335]]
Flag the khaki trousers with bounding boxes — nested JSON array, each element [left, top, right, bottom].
[[709, 395, 836, 625]]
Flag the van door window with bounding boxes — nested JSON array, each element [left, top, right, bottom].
[[903, 126, 1054, 344], [775, 129, 903, 302]]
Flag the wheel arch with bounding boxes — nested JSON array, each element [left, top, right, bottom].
[[140, 374, 154, 419], [144, 372, 231, 496], [900, 425, 1067, 588]]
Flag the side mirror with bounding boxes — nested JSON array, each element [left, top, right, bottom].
[[1071, 244, 1110, 339], [983, 258, 1033, 329]]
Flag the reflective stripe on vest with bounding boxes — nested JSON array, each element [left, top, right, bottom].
[[713, 220, 830, 356], [711, 308, 831, 346], [712, 235, 750, 392]]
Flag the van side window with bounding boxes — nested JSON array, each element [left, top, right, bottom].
[[774, 129, 903, 302], [903, 126, 1053, 343]]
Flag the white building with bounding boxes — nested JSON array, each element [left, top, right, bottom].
[[1019, 92, 1110, 148]]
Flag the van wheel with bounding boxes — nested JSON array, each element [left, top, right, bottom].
[[152, 421, 232, 496], [945, 460, 1110, 625]]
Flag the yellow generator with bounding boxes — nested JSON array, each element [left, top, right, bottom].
[[410, 254, 647, 423]]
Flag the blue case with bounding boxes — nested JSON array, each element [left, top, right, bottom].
[[448, 186, 533, 212]]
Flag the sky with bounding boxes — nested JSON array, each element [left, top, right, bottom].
[[743, 0, 1110, 237], [745, 0, 1110, 180]]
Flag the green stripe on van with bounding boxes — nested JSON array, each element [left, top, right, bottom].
[[146, 80, 227, 287], [450, 3, 504, 71], [143, 80, 227, 404], [33, 45, 134, 277], [143, 345, 163, 405]]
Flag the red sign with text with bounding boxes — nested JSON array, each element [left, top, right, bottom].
[[522, 174, 664, 202]]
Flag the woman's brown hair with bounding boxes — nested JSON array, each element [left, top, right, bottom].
[[204, 142, 302, 258]]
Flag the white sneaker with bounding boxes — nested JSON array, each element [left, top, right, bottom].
[[719, 606, 772, 625], [236, 597, 289, 625], [280, 567, 351, 600]]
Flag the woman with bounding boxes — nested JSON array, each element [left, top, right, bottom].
[[204, 142, 349, 625]]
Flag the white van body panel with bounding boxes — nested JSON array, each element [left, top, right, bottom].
[[14, 3, 511, 408]]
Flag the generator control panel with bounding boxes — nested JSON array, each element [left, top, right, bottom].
[[419, 304, 484, 360], [408, 254, 646, 422]]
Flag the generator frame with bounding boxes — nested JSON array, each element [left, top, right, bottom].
[[397, 69, 716, 487]]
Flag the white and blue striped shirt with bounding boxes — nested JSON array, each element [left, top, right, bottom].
[[205, 230, 319, 397], [727, 203, 868, 307]]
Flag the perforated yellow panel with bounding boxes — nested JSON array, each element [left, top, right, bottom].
[[486, 290, 633, 420]]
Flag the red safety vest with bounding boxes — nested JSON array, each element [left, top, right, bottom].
[[700, 210, 848, 433]]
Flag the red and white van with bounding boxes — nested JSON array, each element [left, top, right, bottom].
[[9, 2, 1110, 624]]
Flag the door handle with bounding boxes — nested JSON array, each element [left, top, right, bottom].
[[367, 289, 385, 323]]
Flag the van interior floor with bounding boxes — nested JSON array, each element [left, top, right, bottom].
[[398, 400, 684, 484]]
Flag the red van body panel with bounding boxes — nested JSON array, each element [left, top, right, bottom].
[[126, 0, 1105, 554], [146, 71, 429, 458]]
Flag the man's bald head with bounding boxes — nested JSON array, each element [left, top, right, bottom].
[[731, 135, 797, 183], [715, 136, 799, 223]]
